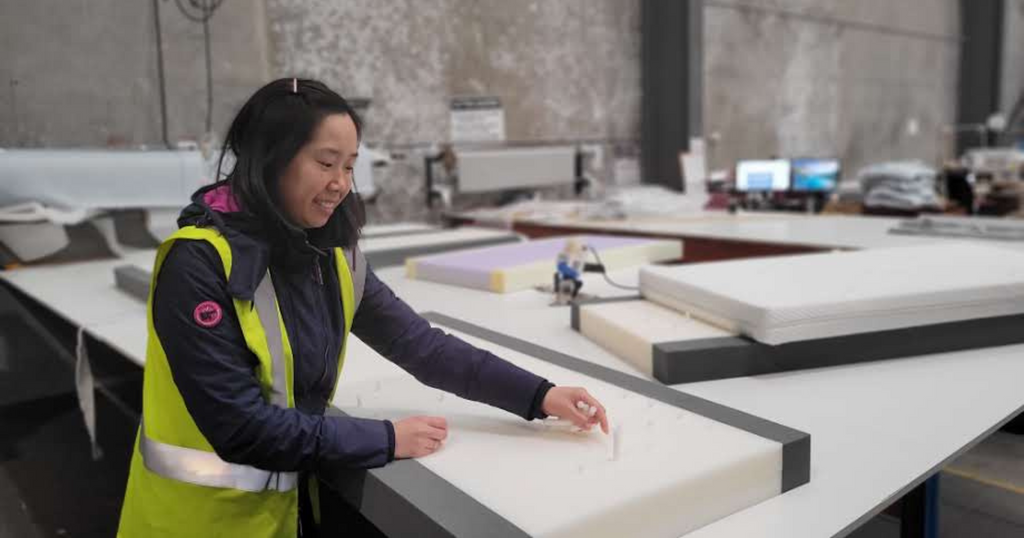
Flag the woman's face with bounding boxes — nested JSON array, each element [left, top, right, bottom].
[[279, 113, 359, 229]]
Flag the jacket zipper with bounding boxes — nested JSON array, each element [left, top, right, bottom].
[[311, 257, 332, 402]]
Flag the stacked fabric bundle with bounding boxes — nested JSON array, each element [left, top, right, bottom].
[[857, 160, 942, 211]]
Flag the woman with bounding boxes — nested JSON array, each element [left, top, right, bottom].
[[117, 78, 609, 538]]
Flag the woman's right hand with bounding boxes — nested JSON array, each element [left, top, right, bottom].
[[393, 416, 448, 459]]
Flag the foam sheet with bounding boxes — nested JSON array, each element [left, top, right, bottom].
[[331, 314, 808, 538], [576, 299, 731, 376], [574, 295, 1024, 384], [361, 227, 522, 268], [407, 235, 682, 293], [639, 243, 1024, 345]]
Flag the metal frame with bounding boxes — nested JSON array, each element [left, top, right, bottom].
[[641, 0, 703, 191]]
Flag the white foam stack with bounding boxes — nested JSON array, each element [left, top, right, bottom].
[[335, 327, 787, 538], [639, 243, 1024, 345], [577, 299, 730, 376]]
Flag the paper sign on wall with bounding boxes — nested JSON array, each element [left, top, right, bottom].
[[450, 96, 505, 143]]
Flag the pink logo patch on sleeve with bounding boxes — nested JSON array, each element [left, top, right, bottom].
[[193, 301, 223, 328]]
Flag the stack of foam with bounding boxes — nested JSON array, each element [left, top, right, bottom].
[[406, 235, 682, 293], [890, 216, 1024, 242], [575, 243, 1024, 383]]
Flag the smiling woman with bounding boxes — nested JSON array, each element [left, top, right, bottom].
[[116, 77, 609, 538], [218, 78, 367, 248], [279, 114, 360, 229]]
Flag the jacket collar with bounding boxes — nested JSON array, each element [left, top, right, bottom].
[[177, 182, 350, 301]]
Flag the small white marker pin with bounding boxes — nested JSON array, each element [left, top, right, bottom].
[[608, 425, 622, 461]]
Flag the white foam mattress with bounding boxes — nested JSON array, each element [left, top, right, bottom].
[[334, 327, 784, 538], [578, 300, 731, 376], [407, 235, 682, 293], [360, 226, 519, 253], [639, 243, 1024, 345]]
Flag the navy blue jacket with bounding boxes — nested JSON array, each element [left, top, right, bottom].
[[152, 183, 553, 473]]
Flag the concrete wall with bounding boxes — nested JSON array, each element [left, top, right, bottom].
[[2, 0, 967, 221], [265, 0, 641, 222], [0, 0, 270, 148], [703, 0, 960, 177]]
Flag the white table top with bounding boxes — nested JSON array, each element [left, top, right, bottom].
[[1, 248, 156, 332], [5, 247, 1024, 537], [361, 222, 439, 237], [453, 206, 1024, 252], [0, 226, 521, 364], [370, 266, 1024, 538]]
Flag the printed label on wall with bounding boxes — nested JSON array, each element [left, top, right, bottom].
[[450, 96, 505, 143]]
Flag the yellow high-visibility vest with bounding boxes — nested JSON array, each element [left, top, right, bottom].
[[117, 225, 364, 538]]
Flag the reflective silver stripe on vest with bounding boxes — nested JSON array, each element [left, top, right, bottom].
[[138, 270, 298, 492], [139, 421, 297, 493], [252, 271, 289, 408], [345, 246, 366, 312]]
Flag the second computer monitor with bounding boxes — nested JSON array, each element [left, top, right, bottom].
[[791, 158, 840, 192], [736, 159, 791, 192]]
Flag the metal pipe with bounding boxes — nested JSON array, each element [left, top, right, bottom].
[[152, 0, 171, 149]]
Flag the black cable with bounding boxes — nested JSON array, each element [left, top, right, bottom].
[[173, 0, 225, 23], [171, 0, 225, 135], [584, 245, 639, 291], [202, 12, 213, 133], [152, 0, 171, 148]]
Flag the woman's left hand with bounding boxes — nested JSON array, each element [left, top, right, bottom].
[[542, 386, 609, 434]]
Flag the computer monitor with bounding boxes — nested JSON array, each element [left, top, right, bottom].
[[735, 159, 791, 192], [791, 158, 840, 192]]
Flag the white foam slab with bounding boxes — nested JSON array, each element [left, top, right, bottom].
[[334, 327, 783, 538], [407, 235, 681, 293], [360, 227, 519, 253], [640, 243, 1024, 345], [0, 220, 70, 262], [361, 222, 438, 237], [578, 300, 732, 376]]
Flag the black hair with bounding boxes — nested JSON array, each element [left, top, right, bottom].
[[216, 78, 365, 247]]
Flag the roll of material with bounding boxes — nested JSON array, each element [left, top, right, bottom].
[[0, 149, 208, 210]]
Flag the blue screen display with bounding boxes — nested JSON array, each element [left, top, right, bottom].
[[791, 158, 840, 191], [746, 172, 776, 191]]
